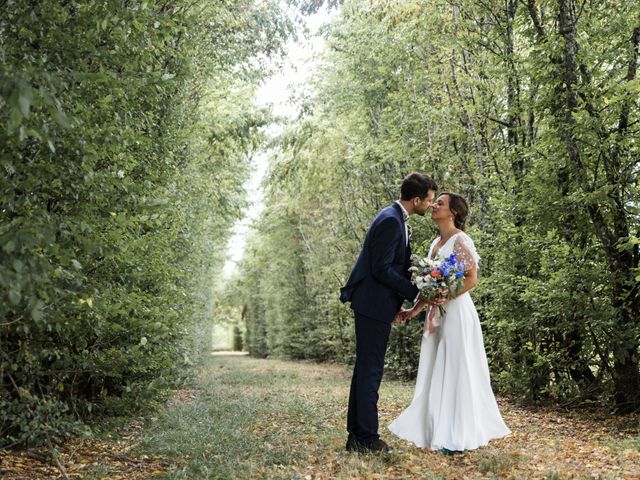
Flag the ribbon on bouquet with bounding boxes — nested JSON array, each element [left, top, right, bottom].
[[426, 305, 442, 334]]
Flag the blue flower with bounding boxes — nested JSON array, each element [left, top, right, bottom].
[[455, 271, 464, 279]]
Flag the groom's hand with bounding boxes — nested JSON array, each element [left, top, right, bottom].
[[393, 309, 410, 325]]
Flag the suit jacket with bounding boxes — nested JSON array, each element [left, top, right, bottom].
[[340, 202, 419, 323]]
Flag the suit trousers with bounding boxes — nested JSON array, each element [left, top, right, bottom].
[[346, 312, 392, 444]]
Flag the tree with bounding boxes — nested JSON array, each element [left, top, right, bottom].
[[233, 0, 640, 412]]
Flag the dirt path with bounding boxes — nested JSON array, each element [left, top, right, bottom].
[[1, 355, 638, 479]]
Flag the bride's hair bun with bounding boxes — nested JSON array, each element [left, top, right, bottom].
[[442, 192, 469, 231]]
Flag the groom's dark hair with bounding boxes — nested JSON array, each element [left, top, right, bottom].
[[400, 173, 438, 200]]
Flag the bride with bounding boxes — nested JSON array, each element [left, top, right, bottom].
[[388, 192, 510, 453]]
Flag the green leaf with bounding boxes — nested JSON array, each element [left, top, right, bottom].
[[8, 105, 23, 131], [53, 108, 71, 128], [18, 84, 33, 118], [31, 300, 44, 322], [3, 240, 16, 253], [8, 289, 21, 306]]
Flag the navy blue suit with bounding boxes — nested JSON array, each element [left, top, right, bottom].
[[340, 202, 419, 444]]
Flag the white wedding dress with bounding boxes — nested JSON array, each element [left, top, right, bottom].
[[388, 231, 511, 451]]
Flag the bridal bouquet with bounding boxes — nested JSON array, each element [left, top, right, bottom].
[[410, 252, 466, 332]]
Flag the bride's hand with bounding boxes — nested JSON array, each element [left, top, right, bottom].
[[404, 307, 422, 320]]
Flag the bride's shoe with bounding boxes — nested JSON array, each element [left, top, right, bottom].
[[439, 448, 467, 456]]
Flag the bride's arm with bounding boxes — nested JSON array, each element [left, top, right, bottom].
[[449, 233, 479, 299], [402, 296, 434, 321], [412, 297, 430, 315], [450, 264, 478, 299]]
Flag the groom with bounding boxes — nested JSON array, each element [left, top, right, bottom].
[[340, 173, 437, 453]]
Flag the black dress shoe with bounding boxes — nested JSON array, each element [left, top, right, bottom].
[[346, 438, 393, 454], [369, 438, 393, 454], [345, 437, 361, 452]]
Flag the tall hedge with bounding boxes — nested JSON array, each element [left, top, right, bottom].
[[0, 0, 292, 446]]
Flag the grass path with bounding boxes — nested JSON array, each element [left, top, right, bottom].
[[138, 355, 640, 479], [2, 354, 638, 479]]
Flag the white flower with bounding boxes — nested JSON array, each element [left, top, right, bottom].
[[139, 336, 148, 346], [116, 170, 125, 178]]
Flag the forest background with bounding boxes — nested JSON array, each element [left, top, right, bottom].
[[1, 0, 639, 448]]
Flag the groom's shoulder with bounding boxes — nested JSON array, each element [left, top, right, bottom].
[[371, 204, 401, 226], [373, 204, 395, 219], [381, 203, 400, 216]]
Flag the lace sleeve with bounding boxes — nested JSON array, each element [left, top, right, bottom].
[[453, 233, 480, 271]]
